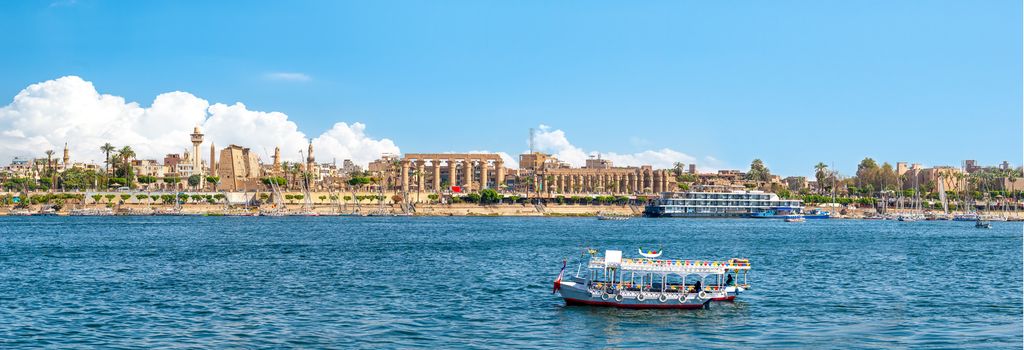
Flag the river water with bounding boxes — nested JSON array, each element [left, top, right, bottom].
[[0, 217, 1020, 348]]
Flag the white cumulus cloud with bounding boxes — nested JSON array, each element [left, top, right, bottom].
[[532, 124, 697, 169], [0, 76, 397, 167], [312, 122, 400, 167]]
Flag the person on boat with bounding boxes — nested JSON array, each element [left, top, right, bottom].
[[692, 281, 702, 294], [725, 274, 734, 286]]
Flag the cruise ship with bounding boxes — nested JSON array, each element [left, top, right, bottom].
[[643, 190, 804, 218]]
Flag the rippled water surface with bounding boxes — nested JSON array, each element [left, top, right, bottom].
[[0, 217, 1020, 348]]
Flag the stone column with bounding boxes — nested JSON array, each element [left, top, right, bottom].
[[643, 169, 652, 193], [653, 171, 661, 193], [416, 160, 426, 193], [433, 160, 442, 192], [630, 172, 638, 193], [662, 170, 670, 192], [463, 159, 473, 190], [480, 160, 489, 189], [495, 160, 505, 191], [555, 174, 563, 193], [448, 159, 457, 190], [400, 159, 411, 194]]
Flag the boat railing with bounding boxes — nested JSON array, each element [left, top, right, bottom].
[[589, 257, 750, 273]]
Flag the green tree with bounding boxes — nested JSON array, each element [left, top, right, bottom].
[[91, 194, 102, 203], [479, 189, 501, 204], [103, 194, 115, 203], [116, 146, 136, 187], [746, 159, 771, 182], [205, 176, 220, 191], [120, 194, 131, 201], [815, 162, 829, 194], [100, 143, 115, 183], [187, 175, 202, 189]]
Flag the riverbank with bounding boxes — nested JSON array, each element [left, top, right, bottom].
[[4, 202, 1024, 219]]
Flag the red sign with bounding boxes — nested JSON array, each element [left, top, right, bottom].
[[451, 186, 462, 193]]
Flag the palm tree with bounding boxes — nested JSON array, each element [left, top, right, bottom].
[[814, 162, 828, 194], [43, 149, 54, 171], [118, 146, 136, 188], [43, 150, 55, 192], [1007, 170, 1019, 211], [100, 143, 115, 175]]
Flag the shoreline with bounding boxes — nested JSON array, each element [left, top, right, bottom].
[[3, 202, 1022, 220]]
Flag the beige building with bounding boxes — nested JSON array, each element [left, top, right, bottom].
[[217, 145, 262, 191], [396, 153, 508, 193], [520, 153, 673, 195]]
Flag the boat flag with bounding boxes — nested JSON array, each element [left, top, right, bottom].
[[552, 259, 566, 294]]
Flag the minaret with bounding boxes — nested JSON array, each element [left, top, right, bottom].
[[273, 146, 281, 172], [190, 126, 204, 176], [62, 143, 69, 166], [209, 142, 217, 177], [306, 142, 315, 171]]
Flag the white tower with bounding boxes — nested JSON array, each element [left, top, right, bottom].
[[190, 126, 204, 177]]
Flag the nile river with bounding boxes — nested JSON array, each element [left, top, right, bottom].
[[0, 217, 1020, 348]]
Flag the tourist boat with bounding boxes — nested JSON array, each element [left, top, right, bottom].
[[259, 209, 288, 217], [981, 214, 1007, 222], [36, 207, 59, 216], [645, 189, 803, 218], [596, 212, 630, 221], [953, 213, 980, 221], [897, 213, 924, 222], [8, 208, 34, 216], [802, 209, 831, 219], [975, 218, 992, 229], [69, 208, 115, 216], [553, 249, 750, 309], [784, 217, 805, 223]]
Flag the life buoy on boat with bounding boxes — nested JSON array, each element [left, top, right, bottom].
[[698, 291, 708, 299], [601, 293, 610, 301], [678, 294, 688, 303], [614, 293, 624, 302], [659, 294, 668, 303], [636, 292, 646, 301]]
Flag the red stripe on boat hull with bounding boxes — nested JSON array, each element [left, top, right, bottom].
[[563, 297, 708, 309]]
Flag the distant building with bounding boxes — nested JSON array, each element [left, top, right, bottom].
[[132, 159, 164, 177], [340, 159, 362, 175], [784, 176, 808, 191], [217, 145, 262, 191], [585, 156, 613, 169]]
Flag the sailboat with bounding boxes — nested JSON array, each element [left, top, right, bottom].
[[260, 178, 288, 216], [290, 177, 319, 216]]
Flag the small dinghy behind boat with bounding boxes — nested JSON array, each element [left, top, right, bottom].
[[553, 249, 751, 309]]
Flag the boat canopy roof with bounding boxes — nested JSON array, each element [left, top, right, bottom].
[[588, 254, 750, 274]]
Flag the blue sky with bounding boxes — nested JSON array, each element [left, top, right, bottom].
[[0, 0, 1020, 176]]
